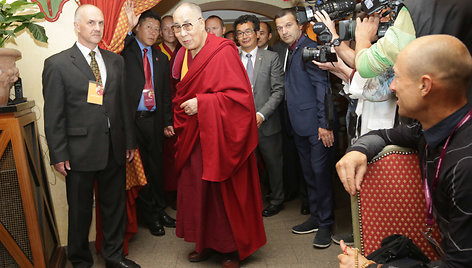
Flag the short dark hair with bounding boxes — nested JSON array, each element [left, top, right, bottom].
[[206, 15, 224, 28], [224, 30, 235, 38], [233, 14, 260, 33], [260, 21, 272, 34], [274, 8, 298, 25], [161, 15, 173, 22], [138, 9, 161, 25]]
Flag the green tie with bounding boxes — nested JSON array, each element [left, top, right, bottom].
[[89, 51, 102, 84]]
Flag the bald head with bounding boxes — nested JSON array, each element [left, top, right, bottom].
[[174, 2, 202, 18], [74, 4, 104, 50], [173, 2, 207, 57], [392, 35, 472, 128], [400, 35, 472, 91], [74, 4, 102, 23]]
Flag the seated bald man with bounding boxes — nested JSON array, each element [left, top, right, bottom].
[[336, 35, 472, 267], [171, 3, 266, 267]]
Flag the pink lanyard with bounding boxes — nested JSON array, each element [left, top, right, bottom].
[[422, 109, 472, 228]]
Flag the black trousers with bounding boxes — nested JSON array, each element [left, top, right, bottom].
[[134, 114, 166, 219], [66, 141, 126, 268]]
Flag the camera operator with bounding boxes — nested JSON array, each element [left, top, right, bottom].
[[313, 10, 398, 246], [354, 0, 472, 83], [314, 9, 397, 137]]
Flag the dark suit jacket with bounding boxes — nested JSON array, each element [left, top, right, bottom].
[[283, 35, 330, 136], [272, 41, 289, 67], [43, 44, 136, 171], [241, 48, 284, 137], [121, 36, 172, 150]]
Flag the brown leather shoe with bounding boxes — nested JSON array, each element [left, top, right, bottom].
[[187, 248, 212, 262], [222, 253, 239, 268]]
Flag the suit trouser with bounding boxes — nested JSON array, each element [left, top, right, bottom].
[[258, 131, 285, 205], [134, 114, 166, 217], [280, 104, 308, 202], [293, 133, 334, 228], [66, 142, 126, 268]]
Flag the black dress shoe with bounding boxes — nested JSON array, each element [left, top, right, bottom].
[[106, 258, 141, 268], [158, 211, 176, 228], [300, 202, 310, 215], [148, 219, 165, 236], [262, 204, 284, 217]]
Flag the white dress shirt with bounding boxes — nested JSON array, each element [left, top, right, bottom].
[[76, 41, 107, 87]]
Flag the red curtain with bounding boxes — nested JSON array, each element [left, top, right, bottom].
[[79, 0, 162, 53], [78, 0, 126, 50]]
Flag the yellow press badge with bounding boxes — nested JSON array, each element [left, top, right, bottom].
[[87, 81, 104, 105]]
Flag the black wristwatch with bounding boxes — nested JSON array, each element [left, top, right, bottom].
[[332, 38, 341, 47]]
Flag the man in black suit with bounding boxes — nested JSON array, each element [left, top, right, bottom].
[[258, 21, 273, 50], [122, 2, 175, 236], [42, 4, 139, 268]]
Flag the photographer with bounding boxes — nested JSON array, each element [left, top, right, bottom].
[[354, 0, 472, 80], [313, 10, 398, 246], [313, 10, 397, 139]]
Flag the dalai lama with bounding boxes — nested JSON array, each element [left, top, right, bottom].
[[171, 3, 266, 268]]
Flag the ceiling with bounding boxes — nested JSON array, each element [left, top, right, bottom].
[[202, 10, 272, 23]]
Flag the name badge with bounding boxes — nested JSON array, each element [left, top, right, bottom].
[[143, 88, 155, 107], [87, 81, 104, 105]]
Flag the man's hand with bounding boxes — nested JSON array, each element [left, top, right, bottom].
[[355, 14, 380, 54], [180, 98, 198, 116], [54, 160, 70, 177], [256, 113, 264, 128], [164, 126, 175, 137], [124, 0, 140, 32], [313, 57, 352, 83], [318, 127, 334, 147], [313, 10, 338, 40], [336, 151, 368, 195], [126, 149, 136, 162]]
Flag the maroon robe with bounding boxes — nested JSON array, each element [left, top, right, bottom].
[[172, 34, 266, 260]]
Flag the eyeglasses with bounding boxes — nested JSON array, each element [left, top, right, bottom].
[[236, 29, 255, 38], [171, 17, 202, 33]]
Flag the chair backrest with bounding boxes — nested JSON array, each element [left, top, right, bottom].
[[351, 145, 442, 261]]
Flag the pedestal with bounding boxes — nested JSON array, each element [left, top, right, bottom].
[[0, 101, 65, 268]]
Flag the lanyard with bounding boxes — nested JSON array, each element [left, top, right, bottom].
[[422, 109, 472, 228]]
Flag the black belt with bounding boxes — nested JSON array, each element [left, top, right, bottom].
[[136, 110, 155, 118]]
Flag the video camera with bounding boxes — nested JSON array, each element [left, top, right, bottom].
[[338, 0, 402, 41], [296, 0, 402, 41], [295, 0, 357, 24], [302, 22, 338, 63]]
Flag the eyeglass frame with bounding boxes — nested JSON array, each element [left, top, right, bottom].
[[236, 28, 256, 38], [171, 17, 202, 34]]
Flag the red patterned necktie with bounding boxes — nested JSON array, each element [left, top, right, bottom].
[[143, 48, 155, 110]]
